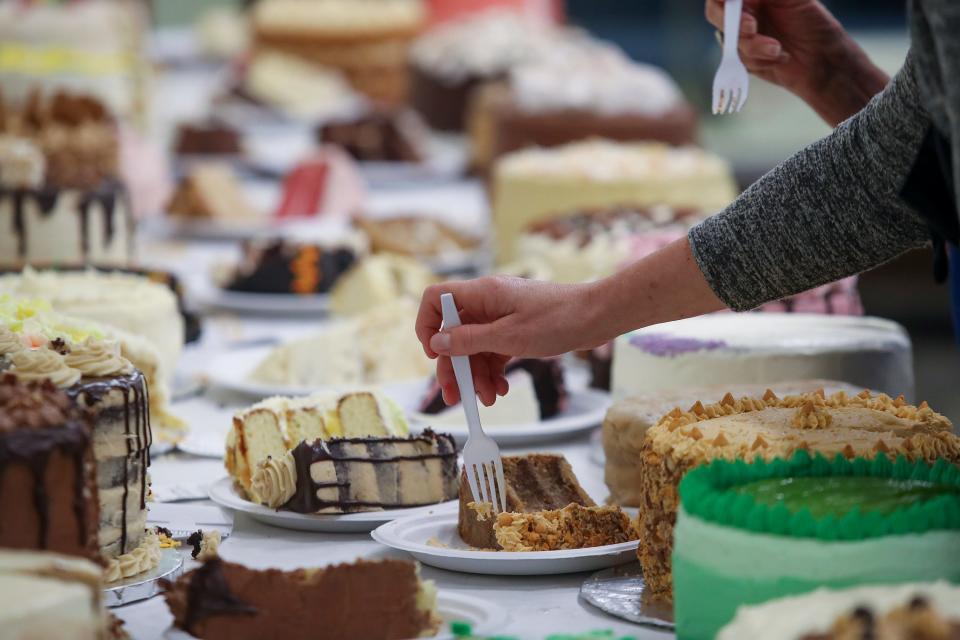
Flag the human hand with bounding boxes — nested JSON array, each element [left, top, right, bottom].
[[415, 277, 608, 407], [705, 0, 888, 125]]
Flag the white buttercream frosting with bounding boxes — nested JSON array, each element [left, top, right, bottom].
[[718, 581, 960, 640], [0, 327, 25, 356], [63, 337, 133, 377], [253, 0, 423, 34], [103, 531, 160, 584], [509, 48, 681, 116], [251, 452, 298, 508], [411, 10, 584, 82], [8, 347, 81, 388], [0, 135, 45, 188]]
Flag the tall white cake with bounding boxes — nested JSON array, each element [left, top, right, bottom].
[[610, 313, 914, 401]]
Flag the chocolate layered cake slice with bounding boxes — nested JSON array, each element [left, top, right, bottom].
[[250, 429, 458, 513], [458, 453, 636, 551], [164, 557, 441, 640], [317, 108, 426, 163]]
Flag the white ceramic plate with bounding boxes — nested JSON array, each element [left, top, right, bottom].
[[371, 511, 639, 576], [209, 476, 457, 533], [195, 287, 331, 315], [205, 345, 425, 399], [164, 591, 507, 640], [406, 386, 612, 447]]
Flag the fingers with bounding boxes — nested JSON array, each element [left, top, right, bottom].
[[471, 355, 497, 407], [437, 356, 460, 405], [416, 278, 511, 359], [436, 354, 508, 407], [741, 34, 782, 60], [430, 321, 511, 357]]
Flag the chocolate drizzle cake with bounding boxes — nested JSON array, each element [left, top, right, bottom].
[[0, 90, 134, 268], [252, 429, 458, 513], [164, 557, 441, 640], [317, 108, 426, 163], [223, 239, 357, 295], [0, 374, 100, 560]]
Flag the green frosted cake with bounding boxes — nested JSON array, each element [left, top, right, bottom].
[[672, 451, 960, 640]]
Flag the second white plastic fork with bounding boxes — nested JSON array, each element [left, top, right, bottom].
[[711, 0, 750, 114], [439, 292, 507, 513]]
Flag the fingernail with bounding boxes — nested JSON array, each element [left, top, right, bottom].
[[743, 16, 757, 34], [762, 42, 781, 57], [430, 333, 451, 352]]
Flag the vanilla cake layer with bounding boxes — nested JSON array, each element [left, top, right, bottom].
[[252, 430, 458, 513], [611, 313, 914, 401], [602, 380, 863, 507], [636, 390, 959, 598], [226, 391, 409, 500], [491, 140, 737, 262]]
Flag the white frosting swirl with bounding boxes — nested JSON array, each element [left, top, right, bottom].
[[63, 337, 133, 377], [0, 327, 25, 356], [0, 135, 45, 188], [104, 531, 160, 583], [251, 453, 298, 508], [510, 49, 681, 116], [9, 348, 81, 388]]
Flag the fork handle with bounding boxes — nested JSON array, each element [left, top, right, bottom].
[[722, 0, 743, 58], [439, 294, 485, 440]]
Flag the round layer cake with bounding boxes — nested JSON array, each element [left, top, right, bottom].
[[611, 313, 914, 401], [491, 140, 737, 263], [0, 267, 184, 380], [673, 452, 960, 640]]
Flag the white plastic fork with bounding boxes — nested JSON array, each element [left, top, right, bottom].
[[439, 293, 507, 513], [711, 0, 750, 114]]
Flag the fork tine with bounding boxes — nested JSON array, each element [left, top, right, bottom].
[[492, 457, 507, 513], [712, 88, 723, 115], [482, 463, 498, 512], [466, 463, 484, 505], [729, 88, 741, 114], [477, 463, 492, 505]]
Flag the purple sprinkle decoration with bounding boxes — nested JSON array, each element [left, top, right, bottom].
[[629, 333, 727, 357]]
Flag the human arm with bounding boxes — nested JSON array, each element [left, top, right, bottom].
[[704, 0, 888, 126]]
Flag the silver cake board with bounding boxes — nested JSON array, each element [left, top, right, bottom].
[[579, 563, 674, 631], [105, 548, 184, 607]]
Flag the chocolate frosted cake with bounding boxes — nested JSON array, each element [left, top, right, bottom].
[[0, 374, 100, 561], [251, 429, 458, 513], [0, 90, 133, 268], [317, 108, 426, 163], [0, 330, 158, 582], [222, 239, 358, 295], [173, 121, 242, 156], [164, 557, 441, 640]]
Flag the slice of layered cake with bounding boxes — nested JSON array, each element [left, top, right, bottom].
[[602, 380, 864, 507], [225, 390, 409, 500], [458, 454, 637, 551], [0, 327, 158, 583], [673, 453, 960, 640], [637, 390, 960, 600], [251, 429, 458, 513], [421, 358, 568, 426], [164, 557, 441, 640], [718, 582, 960, 640]]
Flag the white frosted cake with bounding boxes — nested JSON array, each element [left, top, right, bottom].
[[491, 140, 737, 262], [611, 313, 913, 401], [0, 268, 184, 379]]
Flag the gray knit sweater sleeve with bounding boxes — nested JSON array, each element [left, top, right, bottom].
[[689, 54, 932, 312]]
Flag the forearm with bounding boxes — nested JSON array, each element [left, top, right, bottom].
[[798, 40, 889, 127], [587, 239, 726, 341], [692, 55, 931, 312]]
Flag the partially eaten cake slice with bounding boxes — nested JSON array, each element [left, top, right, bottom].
[[458, 454, 637, 551], [163, 557, 441, 640]]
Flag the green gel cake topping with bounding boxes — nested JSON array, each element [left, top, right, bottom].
[[679, 452, 960, 540], [732, 476, 960, 519]]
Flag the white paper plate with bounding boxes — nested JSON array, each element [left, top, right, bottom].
[[404, 385, 611, 446], [205, 345, 425, 399], [209, 476, 457, 533], [164, 590, 507, 639], [196, 286, 332, 315], [371, 511, 639, 576]]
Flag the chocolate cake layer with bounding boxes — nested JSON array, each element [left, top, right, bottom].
[[410, 64, 492, 132], [0, 374, 100, 560]]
